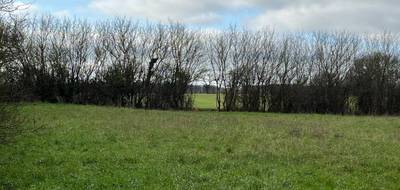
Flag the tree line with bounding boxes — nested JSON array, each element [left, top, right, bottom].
[[0, 0, 24, 143], [1, 15, 400, 114], [3, 16, 204, 109], [207, 29, 400, 115]]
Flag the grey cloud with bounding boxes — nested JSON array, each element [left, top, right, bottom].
[[88, 0, 244, 24], [88, 0, 400, 32], [249, 0, 400, 32]]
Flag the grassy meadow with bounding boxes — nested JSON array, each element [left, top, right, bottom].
[[193, 94, 217, 110], [1, 102, 400, 189]]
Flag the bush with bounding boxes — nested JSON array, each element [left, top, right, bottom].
[[345, 96, 359, 115]]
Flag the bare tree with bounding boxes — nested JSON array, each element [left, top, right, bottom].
[[2, 11, 400, 115], [207, 30, 232, 111], [167, 23, 204, 109], [257, 28, 277, 112], [102, 18, 141, 106], [140, 23, 169, 108], [0, 0, 24, 143], [311, 31, 359, 113], [239, 30, 262, 111], [0, 0, 21, 13], [347, 32, 400, 114]]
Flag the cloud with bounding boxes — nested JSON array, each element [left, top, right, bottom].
[[14, 1, 40, 15], [88, 0, 252, 25], [88, 0, 400, 32], [248, 0, 400, 33]]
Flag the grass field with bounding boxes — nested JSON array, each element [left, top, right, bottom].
[[193, 94, 216, 110], [1, 103, 400, 189]]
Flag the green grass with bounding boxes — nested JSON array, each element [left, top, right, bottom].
[[193, 93, 217, 110], [1, 103, 400, 189]]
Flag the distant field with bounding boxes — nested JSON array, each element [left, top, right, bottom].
[[1, 103, 400, 189], [193, 93, 216, 110]]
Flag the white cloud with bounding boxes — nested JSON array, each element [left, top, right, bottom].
[[88, 0, 400, 32], [248, 0, 400, 33], [88, 0, 251, 25], [14, 1, 39, 15]]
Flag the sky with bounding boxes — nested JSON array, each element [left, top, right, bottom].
[[18, 0, 400, 33]]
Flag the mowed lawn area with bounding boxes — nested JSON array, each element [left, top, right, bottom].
[[1, 103, 400, 189]]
